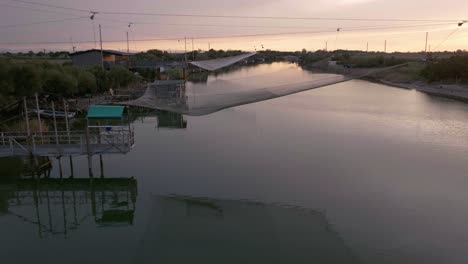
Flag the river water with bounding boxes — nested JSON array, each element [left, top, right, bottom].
[[1, 62, 468, 264]]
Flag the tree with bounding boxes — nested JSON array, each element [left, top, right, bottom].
[[88, 66, 110, 92], [9, 64, 42, 96], [108, 66, 136, 88], [42, 70, 78, 97], [77, 71, 98, 94]]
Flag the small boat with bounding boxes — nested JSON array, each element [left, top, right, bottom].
[[31, 109, 76, 119]]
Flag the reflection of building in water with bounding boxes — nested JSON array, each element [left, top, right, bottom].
[[152, 81, 189, 112], [129, 109, 188, 130], [157, 111, 187, 129], [0, 156, 52, 178], [0, 176, 137, 238], [137, 196, 358, 264]]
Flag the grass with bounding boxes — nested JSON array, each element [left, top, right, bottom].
[[371, 61, 425, 83]]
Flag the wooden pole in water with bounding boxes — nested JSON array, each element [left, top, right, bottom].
[[51, 101, 59, 146], [63, 99, 70, 144], [23, 97, 30, 137], [85, 119, 94, 178], [35, 93, 42, 136], [58, 156, 63, 179], [69, 155, 74, 178], [99, 154, 104, 178]]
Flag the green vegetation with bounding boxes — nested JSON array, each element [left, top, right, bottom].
[[132, 49, 244, 63], [165, 68, 184, 80], [2, 50, 69, 59], [299, 50, 330, 66], [0, 57, 138, 106], [332, 53, 408, 68], [372, 62, 426, 83], [421, 55, 468, 83]]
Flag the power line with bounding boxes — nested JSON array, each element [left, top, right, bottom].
[[4, 0, 465, 23], [94, 17, 454, 31], [0, 2, 81, 17], [0, 5, 455, 33], [0, 16, 88, 29], [432, 26, 463, 52], [0, 30, 339, 45], [5, 0, 89, 13], [0, 23, 460, 45]]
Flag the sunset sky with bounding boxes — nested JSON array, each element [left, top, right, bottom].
[[0, 0, 467, 52]]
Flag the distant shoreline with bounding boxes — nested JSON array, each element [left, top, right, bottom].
[[363, 77, 468, 103]]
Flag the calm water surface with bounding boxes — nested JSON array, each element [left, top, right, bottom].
[[1, 62, 468, 264]]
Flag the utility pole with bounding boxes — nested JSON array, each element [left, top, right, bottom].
[[184, 37, 187, 63], [51, 101, 59, 146], [208, 42, 211, 51], [366, 42, 369, 52], [384, 40, 387, 53], [90, 12, 97, 49], [325, 41, 328, 51], [192, 38, 195, 61], [99, 24, 104, 69], [184, 37, 187, 81], [126, 31, 130, 53], [425, 32, 429, 53]]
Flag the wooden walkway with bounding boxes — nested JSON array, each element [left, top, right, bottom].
[[0, 130, 134, 157]]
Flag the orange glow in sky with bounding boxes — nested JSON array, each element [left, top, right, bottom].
[[0, 0, 467, 52]]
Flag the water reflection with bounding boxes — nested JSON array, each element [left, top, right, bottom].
[[131, 109, 188, 129], [122, 62, 395, 116], [0, 158, 360, 263], [0, 156, 51, 178], [122, 63, 349, 116], [139, 195, 359, 263], [156, 111, 187, 129], [0, 172, 137, 238]]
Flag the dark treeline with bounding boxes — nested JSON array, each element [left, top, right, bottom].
[[132, 49, 244, 62], [2, 51, 70, 59], [0, 57, 138, 106], [422, 56, 468, 83], [298, 49, 468, 84]]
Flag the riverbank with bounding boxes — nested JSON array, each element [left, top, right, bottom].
[[364, 77, 468, 103]]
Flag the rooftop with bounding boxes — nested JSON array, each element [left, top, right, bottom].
[[87, 105, 125, 119]]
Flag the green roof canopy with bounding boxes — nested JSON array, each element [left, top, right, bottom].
[[87, 105, 125, 119]]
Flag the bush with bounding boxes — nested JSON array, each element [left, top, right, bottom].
[[42, 70, 77, 96], [421, 56, 468, 83], [9, 64, 42, 96], [108, 66, 137, 88], [77, 71, 98, 94], [165, 68, 184, 80]]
